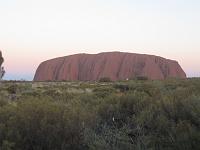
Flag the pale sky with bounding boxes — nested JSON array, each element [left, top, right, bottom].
[[0, 0, 199, 80]]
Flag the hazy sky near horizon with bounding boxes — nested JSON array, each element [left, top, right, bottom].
[[0, 0, 199, 80]]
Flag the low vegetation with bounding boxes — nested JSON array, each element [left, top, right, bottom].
[[0, 78, 200, 150], [99, 77, 112, 82]]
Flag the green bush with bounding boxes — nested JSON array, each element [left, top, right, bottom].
[[135, 76, 148, 80], [7, 84, 18, 94], [99, 77, 112, 82], [0, 98, 89, 150]]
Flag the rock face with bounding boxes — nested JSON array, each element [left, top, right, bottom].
[[34, 52, 186, 81]]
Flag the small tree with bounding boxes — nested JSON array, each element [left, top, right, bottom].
[[0, 51, 5, 80], [0, 67, 5, 80]]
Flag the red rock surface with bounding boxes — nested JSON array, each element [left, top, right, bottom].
[[34, 52, 186, 81]]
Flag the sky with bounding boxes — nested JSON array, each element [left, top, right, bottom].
[[0, 0, 199, 80]]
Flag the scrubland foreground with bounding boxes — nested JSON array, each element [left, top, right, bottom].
[[0, 78, 200, 150]]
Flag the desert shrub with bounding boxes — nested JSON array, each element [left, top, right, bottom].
[[84, 124, 135, 150], [0, 99, 8, 107], [99, 77, 112, 82], [135, 76, 148, 80], [113, 83, 130, 92], [0, 78, 200, 149], [21, 90, 43, 98], [0, 98, 90, 150], [7, 84, 18, 94], [93, 86, 115, 98]]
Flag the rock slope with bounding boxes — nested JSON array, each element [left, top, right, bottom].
[[34, 52, 186, 81]]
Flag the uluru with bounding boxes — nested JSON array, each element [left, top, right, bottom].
[[34, 52, 186, 81]]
